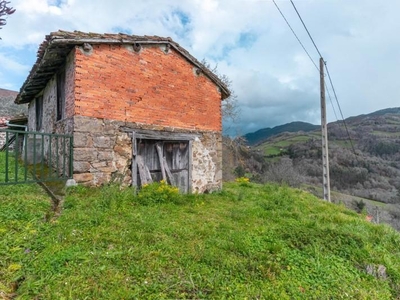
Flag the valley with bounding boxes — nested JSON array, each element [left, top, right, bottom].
[[224, 107, 400, 230]]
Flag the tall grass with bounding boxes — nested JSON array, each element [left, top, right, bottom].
[[1, 181, 400, 299]]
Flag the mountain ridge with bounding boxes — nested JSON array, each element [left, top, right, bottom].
[[244, 121, 319, 145], [244, 107, 400, 145], [0, 88, 26, 118], [225, 106, 400, 230]]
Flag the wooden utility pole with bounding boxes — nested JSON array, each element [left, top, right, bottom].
[[320, 57, 331, 202]]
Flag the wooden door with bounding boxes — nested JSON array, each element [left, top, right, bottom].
[[136, 139, 190, 193]]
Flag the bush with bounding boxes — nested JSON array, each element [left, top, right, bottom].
[[136, 180, 180, 205], [235, 176, 251, 187], [234, 165, 246, 177], [353, 199, 366, 213], [263, 157, 304, 187]]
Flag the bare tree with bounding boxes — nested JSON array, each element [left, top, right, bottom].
[[263, 157, 304, 187], [201, 59, 240, 131], [0, 1, 15, 37]]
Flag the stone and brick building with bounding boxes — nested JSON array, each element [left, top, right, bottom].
[[15, 30, 230, 192]]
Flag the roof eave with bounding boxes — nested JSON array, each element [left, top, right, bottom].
[[15, 32, 231, 104]]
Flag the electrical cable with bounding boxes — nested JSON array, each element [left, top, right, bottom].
[[275, 0, 359, 162], [289, 0, 359, 159], [272, 0, 319, 72], [290, 0, 323, 59], [324, 63, 359, 158], [325, 86, 339, 122]]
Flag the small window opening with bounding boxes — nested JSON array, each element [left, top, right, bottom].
[[57, 69, 66, 121], [35, 96, 43, 131]]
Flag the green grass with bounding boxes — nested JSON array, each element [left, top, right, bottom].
[[257, 135, 312, 156], [1, 182, 400, 299], [371, 130, 400, 137], [0, 151, 67, 191], [0, 180, 52, 297], [0, 152, 25, 183], [331, 140, 356, 149]]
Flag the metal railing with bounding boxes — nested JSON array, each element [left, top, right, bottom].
[[0, 128, 73, 185]]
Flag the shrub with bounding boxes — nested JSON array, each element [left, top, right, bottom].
[[235, 176, 251, 187], [263, 157, 304, 187], [353, 199, 366, 213], [136, 180, 180, 205], [234, 165, 246, 177]]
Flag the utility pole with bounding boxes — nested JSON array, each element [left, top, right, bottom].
[[320, 57, 331, 202]]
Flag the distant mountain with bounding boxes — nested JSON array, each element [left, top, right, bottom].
[[224, 106, 400, 230], [244, 121, 319, 145], [0, 88, 26, 118], [342, 107, 400, 124], [244, 107, 400, 146]]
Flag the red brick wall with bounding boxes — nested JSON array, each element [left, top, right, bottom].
[[74, 44, 222, 132]]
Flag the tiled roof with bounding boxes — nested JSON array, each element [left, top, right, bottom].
[[15, 30, 230, 104]]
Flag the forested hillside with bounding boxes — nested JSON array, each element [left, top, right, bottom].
[[0, 88, 25, 117], [224, 107, 400, 230], [243, 121, 319, 145]]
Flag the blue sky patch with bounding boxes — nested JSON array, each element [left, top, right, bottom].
[[238, 32, 257, 49], [111, 27, 133, 35], [174, 10, 190, 26]]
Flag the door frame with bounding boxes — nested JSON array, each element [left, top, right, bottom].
[[128, 129, 199, 193]]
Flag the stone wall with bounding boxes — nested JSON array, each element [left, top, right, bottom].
[[0, 118, 6, 147], [0, 132, 5, 149], [191, 132, 223, 193], [25, 51, 75, 175], [72, 115, 222, 192], [72, 116, 131, 186], [27, 50, 75, 134]]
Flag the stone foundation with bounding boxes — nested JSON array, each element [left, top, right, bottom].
[[72, 115, 222, 192]]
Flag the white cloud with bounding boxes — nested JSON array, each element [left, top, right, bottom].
[[1, 0, 400, 135], [0, 53, 30, 74]]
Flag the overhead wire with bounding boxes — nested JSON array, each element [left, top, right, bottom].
[[324, 64, 358, 157], [289, 0, 323, 59], [289, 0, 359, 159], [325, 86, 339, 122], [272, 0, 319, 72], [273, 0, 340, 124]]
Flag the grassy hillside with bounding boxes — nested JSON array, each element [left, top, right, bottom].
[[255, 133, 320, 157], [244, 121, 319, 146], [1, 181, 400, 299], [232, 109, 400, 230]]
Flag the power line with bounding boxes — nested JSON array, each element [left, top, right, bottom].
[[272, 0, 340, 124], [324, 63, 358, 157], [325, 86, 339, 122], [272, 0, 319, 72], [290, 0, 323, 59], [275, 0, 359, 161], [289, 0, 358, 159]]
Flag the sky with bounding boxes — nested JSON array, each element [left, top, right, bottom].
[[0, 0, 399, 136]]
